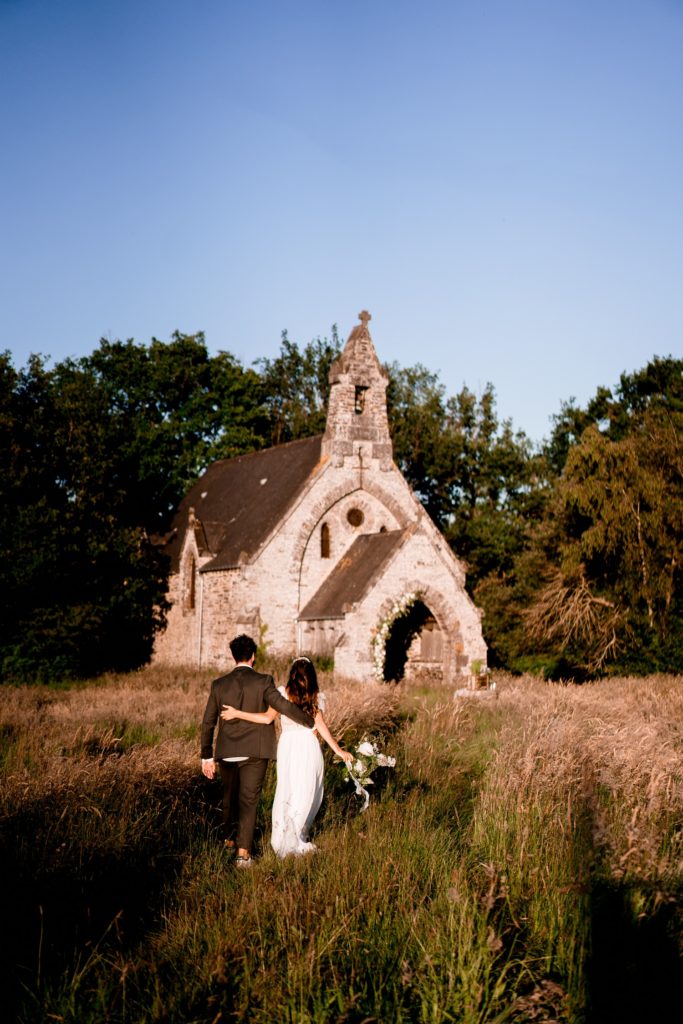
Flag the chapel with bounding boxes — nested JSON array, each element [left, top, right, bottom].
[[154, 312, 487, 684]]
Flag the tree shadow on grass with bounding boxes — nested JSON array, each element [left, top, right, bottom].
[[0, 773, 221, 1020], [587, 880, 683, 1023]]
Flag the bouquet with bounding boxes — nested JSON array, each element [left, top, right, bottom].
[[344, 737, 396, 811]]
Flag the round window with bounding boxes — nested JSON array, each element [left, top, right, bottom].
[[347, 508, 364, 527]]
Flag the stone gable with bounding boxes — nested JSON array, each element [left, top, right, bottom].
[[154, 312, 486, 684]]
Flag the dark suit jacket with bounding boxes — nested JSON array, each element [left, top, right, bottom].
[[200, 665, 315, 761]]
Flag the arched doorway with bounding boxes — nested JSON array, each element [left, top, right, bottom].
[[381, 599, 443, 683]]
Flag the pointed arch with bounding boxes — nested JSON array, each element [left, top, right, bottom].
[[372, 581, 467, 684], [183, 552, 196, 611]]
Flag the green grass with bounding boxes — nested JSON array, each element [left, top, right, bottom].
[[2, 672, 682, 1022], [7, 695, 548, 1023]]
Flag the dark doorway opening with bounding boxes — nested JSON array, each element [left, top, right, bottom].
[[383, 600, 439, 682]]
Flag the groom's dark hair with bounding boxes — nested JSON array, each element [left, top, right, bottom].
[[230, 634, 257, 664]]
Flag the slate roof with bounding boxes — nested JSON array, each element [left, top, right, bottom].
[[298, 529, 407, 620], [165, 435, 324, 572]]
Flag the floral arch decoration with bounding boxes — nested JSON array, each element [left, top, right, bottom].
[[371, 591, 424, 683]]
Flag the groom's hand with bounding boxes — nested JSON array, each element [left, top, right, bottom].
[[201, 758, 216, 780]]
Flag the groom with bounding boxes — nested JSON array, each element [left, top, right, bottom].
[[201, 634, 314, 867]]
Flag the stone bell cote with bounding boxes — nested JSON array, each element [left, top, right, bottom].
[[321, 310, 393, 470]]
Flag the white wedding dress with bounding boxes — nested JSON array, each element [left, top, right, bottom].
[[271, 687, 325, 858]]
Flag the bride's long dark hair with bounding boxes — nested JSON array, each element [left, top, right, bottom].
[[286, 658, 319, 717]]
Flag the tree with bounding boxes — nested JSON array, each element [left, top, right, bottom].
[[386, 364, 548, 665], [0, 334, 269, 682], [546, 355, 683, 473], [387, 367, 545, 587], [441, 384, 547, 588], [385, 363, 454, 525], [82, 332, 268, 522], [256, 329, 342, 445], [527, 409, 683, 674], [485, 355, 683, 676]]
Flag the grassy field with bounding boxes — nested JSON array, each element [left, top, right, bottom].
[[1, 665, 681, 1023]]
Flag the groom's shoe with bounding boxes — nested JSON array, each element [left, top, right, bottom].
[[235, 855, 253, 869]]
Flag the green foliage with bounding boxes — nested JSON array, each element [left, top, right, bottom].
[[5, 670, 683, 1021], [0, 334, 267, 683], [386, 365, 554, 669], [385, 362, 453, 524], [3, 321, 680, 683], [387, 366, 546, 591], [547, 409, 682, 673], [80, 332, 268, 509], [442, 384, 549, 588], [546, 354, 683, 473], [509, 358, 683, 676], [256, 328, 342, 445]]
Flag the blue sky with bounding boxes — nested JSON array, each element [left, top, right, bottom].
[[2, 0, 682, 442]]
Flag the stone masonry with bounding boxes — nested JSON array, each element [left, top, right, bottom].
[[154, 312, 487, 683]]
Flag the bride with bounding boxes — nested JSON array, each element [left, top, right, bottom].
[[221, 657, 353, 857]]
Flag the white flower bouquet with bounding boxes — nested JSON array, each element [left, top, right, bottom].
[[344, 737, 396, 810]]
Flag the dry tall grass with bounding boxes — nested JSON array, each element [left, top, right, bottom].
[[488, 673, 683, 887], [2, 667, 682, 1023], [0, 663, 399, 808], [1, 661, 404, 1023], [467, 673, 683, 1019]]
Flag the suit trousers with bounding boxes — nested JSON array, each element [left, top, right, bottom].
[[218, 757, 269, 853]]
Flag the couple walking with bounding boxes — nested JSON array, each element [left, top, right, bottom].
[[201, 634, 352, 867]]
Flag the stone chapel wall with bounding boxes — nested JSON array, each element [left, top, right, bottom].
[[333, 527, 486, 685]]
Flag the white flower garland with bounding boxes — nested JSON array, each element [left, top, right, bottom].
[[370, 591, 420, 683]]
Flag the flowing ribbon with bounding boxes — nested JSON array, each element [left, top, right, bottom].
[[346, 768, 370, 812]]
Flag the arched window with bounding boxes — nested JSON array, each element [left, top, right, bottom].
[[354, 385, 368, 414], [321, 522, 330, 558], [185, 555, 196, 610]]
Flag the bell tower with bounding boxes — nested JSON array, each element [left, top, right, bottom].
[[322, 310, 393, 470]]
